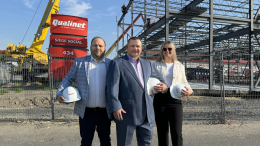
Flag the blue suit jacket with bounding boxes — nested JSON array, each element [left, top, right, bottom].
[[106, 54, 164, 125], [56, 56, 112, 119]]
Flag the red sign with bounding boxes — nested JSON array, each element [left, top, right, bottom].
[[49, 47, 87, 58], [50, 35, 87, 48], [50, 14, 88, 36], [51, 59, 74, 79]]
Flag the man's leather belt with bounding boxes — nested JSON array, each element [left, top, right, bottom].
[[86, 107, 106, 112]]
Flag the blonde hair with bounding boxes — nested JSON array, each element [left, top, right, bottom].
[[157, 41, 178, 62]]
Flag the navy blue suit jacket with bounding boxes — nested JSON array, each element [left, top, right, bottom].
[[106, 54, 164, 125]]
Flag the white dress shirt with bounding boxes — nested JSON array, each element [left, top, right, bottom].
[[86, 55, 107, 108]]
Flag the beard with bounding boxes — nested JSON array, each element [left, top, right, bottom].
[[91, 51, 105, 60]]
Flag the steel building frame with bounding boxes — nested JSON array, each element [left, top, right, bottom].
[[115, 0, 260, 90]]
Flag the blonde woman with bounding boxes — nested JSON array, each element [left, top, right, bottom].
[[152, 41, 193, 146]]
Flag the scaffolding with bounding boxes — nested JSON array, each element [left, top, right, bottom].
[[111, 0, 260, 91]]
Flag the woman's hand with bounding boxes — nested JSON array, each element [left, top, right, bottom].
[[181, 86, 192, 97], [153, 83, 167, 92]]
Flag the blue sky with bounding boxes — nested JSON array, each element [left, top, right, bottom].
[[0, 0, 136, 58]]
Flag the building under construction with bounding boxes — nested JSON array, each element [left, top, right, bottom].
[[106, 0, 260, 91]]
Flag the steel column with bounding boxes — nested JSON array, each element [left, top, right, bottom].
[[117, 25, 119, 53], [209, 0, 214, 89], [185, 23, 187, 71], [144, 0, 147, 58], [48, 55, 54, 120], [249, 0, 254, 91], [122, 18, 124, 48], [220, 53, 225, 124], [131, 2, 134, 37], [165, 0, 169, 41]]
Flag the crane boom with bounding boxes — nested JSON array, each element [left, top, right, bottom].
[[27, 0, 60, 65]]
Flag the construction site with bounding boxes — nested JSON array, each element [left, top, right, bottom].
[[0, 0, 260, 121], [104, 0, 260, 90], [1, 0, 260, 145]]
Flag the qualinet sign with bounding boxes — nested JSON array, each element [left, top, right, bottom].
[[50, 35, 87, 48], [51, 14, 88, 37], [52, 20, 86, 28]]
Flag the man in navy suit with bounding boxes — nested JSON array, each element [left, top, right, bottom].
[[106, 37, 167, 146]]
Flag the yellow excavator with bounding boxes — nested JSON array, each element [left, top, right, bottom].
[[6, 0, 60, 81]]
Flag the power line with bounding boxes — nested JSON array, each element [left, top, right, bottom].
[[21, 0, 43, 44]]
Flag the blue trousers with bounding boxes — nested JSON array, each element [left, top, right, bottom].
[[116, 116, 154, 146], [79, 108, 111, 146]]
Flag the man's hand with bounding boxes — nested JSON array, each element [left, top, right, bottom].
[[113, 109, 126, 120], [181, 86, 193, 97], [153, 83, 167, 92], [57, 95, 65, 103]]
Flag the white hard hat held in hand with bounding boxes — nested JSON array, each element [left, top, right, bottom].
[[63, 86, 81, 103], [147, 77, 161, 96], [170, 83, 187, 100]]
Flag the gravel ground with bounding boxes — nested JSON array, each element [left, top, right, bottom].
[[0, 120, 260, 146]]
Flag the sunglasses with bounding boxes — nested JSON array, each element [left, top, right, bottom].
[[162, 48, 172, 51]]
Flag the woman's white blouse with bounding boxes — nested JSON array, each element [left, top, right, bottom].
[[151, 60, 193, 92], [166, 63, 174, 87]]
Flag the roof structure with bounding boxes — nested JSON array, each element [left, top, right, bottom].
[[115, 0, 260, 60]]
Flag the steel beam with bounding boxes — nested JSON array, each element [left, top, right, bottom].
[[169, 11, 260, 25], [120, 23, 144, 27], [138, 17, 166, 39], [118, 0, 134, 26], [177, 28, 260, 52]]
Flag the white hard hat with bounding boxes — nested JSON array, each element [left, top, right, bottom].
[[63, 86, 81, 103], [147, 77, 161, 96], [170, 83, 187, 100]]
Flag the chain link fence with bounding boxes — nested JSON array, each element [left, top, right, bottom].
[[0, 53, 259, 122]]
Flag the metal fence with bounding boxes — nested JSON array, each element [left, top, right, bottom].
[[0, 53, 259, 122]]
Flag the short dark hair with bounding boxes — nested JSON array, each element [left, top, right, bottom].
[[91, 37, 106, 47], [127, 37, 142, 45]]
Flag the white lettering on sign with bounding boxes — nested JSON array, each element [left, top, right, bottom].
[[68, 40, 82, 44], [54, 38, 83, 45], [55, 38, 66, 42], [52, 19, 86, 28], [63, 51, 74, 55]]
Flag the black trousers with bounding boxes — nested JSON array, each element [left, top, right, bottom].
[[79, 107, 111, 146], [153, 88, 183, 146]]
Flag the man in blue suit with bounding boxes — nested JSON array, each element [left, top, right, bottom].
[[106, 37, 167, 146], [56, 37, 112, 146]]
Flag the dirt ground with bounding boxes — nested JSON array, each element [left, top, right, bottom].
[[0, 120, 260, 146], [0, 82, 63, 109]]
